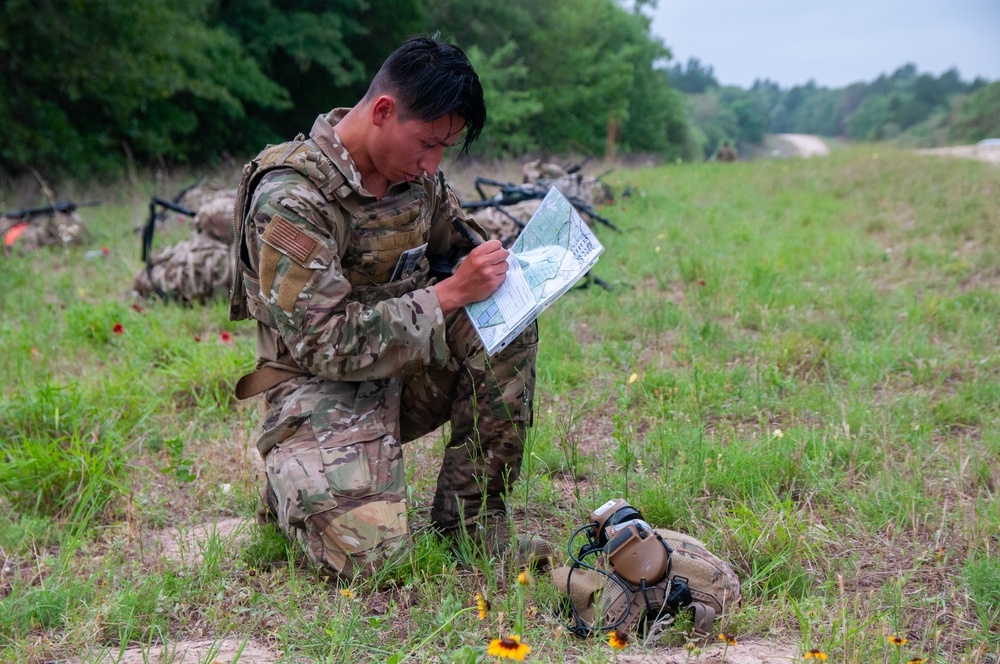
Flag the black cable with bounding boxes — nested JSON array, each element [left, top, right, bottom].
[[560, 523, 635, 637]]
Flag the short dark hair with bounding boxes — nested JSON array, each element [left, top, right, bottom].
[[366, 36, 486, 155]]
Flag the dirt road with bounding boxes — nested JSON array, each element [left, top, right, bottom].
[[916, 144, 1000, 164], [775, 133, 830, 158]]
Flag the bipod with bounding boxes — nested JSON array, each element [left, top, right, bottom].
[[141, 196, 196, 300], [578, 271, 612, 292]]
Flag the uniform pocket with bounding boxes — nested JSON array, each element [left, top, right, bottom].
[[318, 436, 402, 499]]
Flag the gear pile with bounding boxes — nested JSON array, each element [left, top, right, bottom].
[[465, 160, 617, 248], [2, 201, 92, 256], [131, 184, 237, 304]]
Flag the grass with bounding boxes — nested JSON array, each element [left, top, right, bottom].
[[1, 145, 998, 662]]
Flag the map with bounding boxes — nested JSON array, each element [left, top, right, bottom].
[[467, 187, 604, 355]]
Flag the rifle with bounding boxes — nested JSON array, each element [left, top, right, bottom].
[[141, 196, 195, 263], [1, 200, 99, 220], [467, 177, 621, 234]]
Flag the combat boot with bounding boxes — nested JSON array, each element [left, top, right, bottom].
[[516, 534, 555, 572]]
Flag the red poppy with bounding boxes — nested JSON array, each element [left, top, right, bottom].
[[193, 335, 202, 342], [131, 303, 143, 313], [220, 331, 232, 343], [101, 247, 110, 255], [699, 279, 707, 286], [112, 323, 124, 335]]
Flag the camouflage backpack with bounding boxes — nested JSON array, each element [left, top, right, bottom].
[[132, 233, 233, 304], [192, 194, 236, 244]]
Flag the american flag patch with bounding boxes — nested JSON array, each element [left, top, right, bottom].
[[265, 216, 317, 264]]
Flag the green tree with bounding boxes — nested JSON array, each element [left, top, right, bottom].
[[949, 81, 1000, 143], [0, 0, 289, 178], [846, 95, 892, 140], [666, 57, 719, 94], [211, 0, 428, 138], [423, 0, 691, 159], [465, 43, 543, 155]]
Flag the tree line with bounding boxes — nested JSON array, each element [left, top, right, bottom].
[[5, 1, 996, 180], [0, 0, 691, 180], [669, 58, 1000, 158]]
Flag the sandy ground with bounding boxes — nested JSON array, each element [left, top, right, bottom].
[[145, 516, 254, 566], [82, 638, 278, 664], [619, 639, 800, 663], [774, 134, 830, 158], [75, 636, 800, 664], [916, 143, 1000, 164]]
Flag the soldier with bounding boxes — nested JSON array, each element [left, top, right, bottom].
[[715, 140, 737, 163], [230, 36, 539, 581]]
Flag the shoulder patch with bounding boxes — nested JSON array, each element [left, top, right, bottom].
[[263, 215, 317, 264]]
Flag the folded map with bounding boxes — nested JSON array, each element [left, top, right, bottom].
[[466, 187, 605, 355]]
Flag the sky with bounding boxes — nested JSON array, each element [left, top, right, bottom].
[[648, 0, 1000, 89]]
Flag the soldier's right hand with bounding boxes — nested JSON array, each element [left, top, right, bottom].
[[434, 239, 509, 315]]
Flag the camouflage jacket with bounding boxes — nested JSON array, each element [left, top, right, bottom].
[[231, 110, 482, 453]]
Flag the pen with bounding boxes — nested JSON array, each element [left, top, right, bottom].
[[451, 218, 482, 248]]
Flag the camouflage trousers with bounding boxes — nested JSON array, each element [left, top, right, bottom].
[[261, 312, 537, 581]]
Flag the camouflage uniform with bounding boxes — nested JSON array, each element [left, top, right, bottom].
[[231, 109, 537, 581], [716, 142, 737, 162]]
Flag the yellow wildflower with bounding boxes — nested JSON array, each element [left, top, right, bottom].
[[487, 635, 530, 661], [475, 592, 490, 620], [609, 629, 628, 650]]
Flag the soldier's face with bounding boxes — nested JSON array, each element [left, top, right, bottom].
[[374, 108, 466, 184]]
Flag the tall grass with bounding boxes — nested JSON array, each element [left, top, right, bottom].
[[1, 147, 997, 662]]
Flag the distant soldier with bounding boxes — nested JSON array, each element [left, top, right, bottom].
[[716, 140, 737, 162]]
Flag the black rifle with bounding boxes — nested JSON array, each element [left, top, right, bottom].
[[468, 177, 621, 234], [1, 200, 99, 220], [140, 196, 197, 301]]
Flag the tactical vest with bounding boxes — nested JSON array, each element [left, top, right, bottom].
[[229, 138, 436, 397]]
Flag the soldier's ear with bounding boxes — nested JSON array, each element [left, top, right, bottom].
[[371, 96, 396, 127]]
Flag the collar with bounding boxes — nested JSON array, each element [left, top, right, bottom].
[[310, 109, 369, 196], [309, 108, 420, 198], [310, 108, 416, 200]]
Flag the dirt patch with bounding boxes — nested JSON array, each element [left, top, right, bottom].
[[77, 637, 278, 663], [618, 639, 799, 663], [916, 144, 1000, 164], [146, 517, 254, 566]]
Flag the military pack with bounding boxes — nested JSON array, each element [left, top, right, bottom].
[[131, 186, 236, 304], [553, 499, 741, 639]]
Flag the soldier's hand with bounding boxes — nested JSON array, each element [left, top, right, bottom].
[[434, 240, 510, 315]]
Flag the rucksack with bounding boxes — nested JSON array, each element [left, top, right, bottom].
[[552, 499, 741, 639]]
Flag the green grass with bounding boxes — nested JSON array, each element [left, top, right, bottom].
[[1, 146, 998, 662]]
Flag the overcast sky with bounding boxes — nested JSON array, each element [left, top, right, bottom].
[[648, 0, 1000, 89]]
